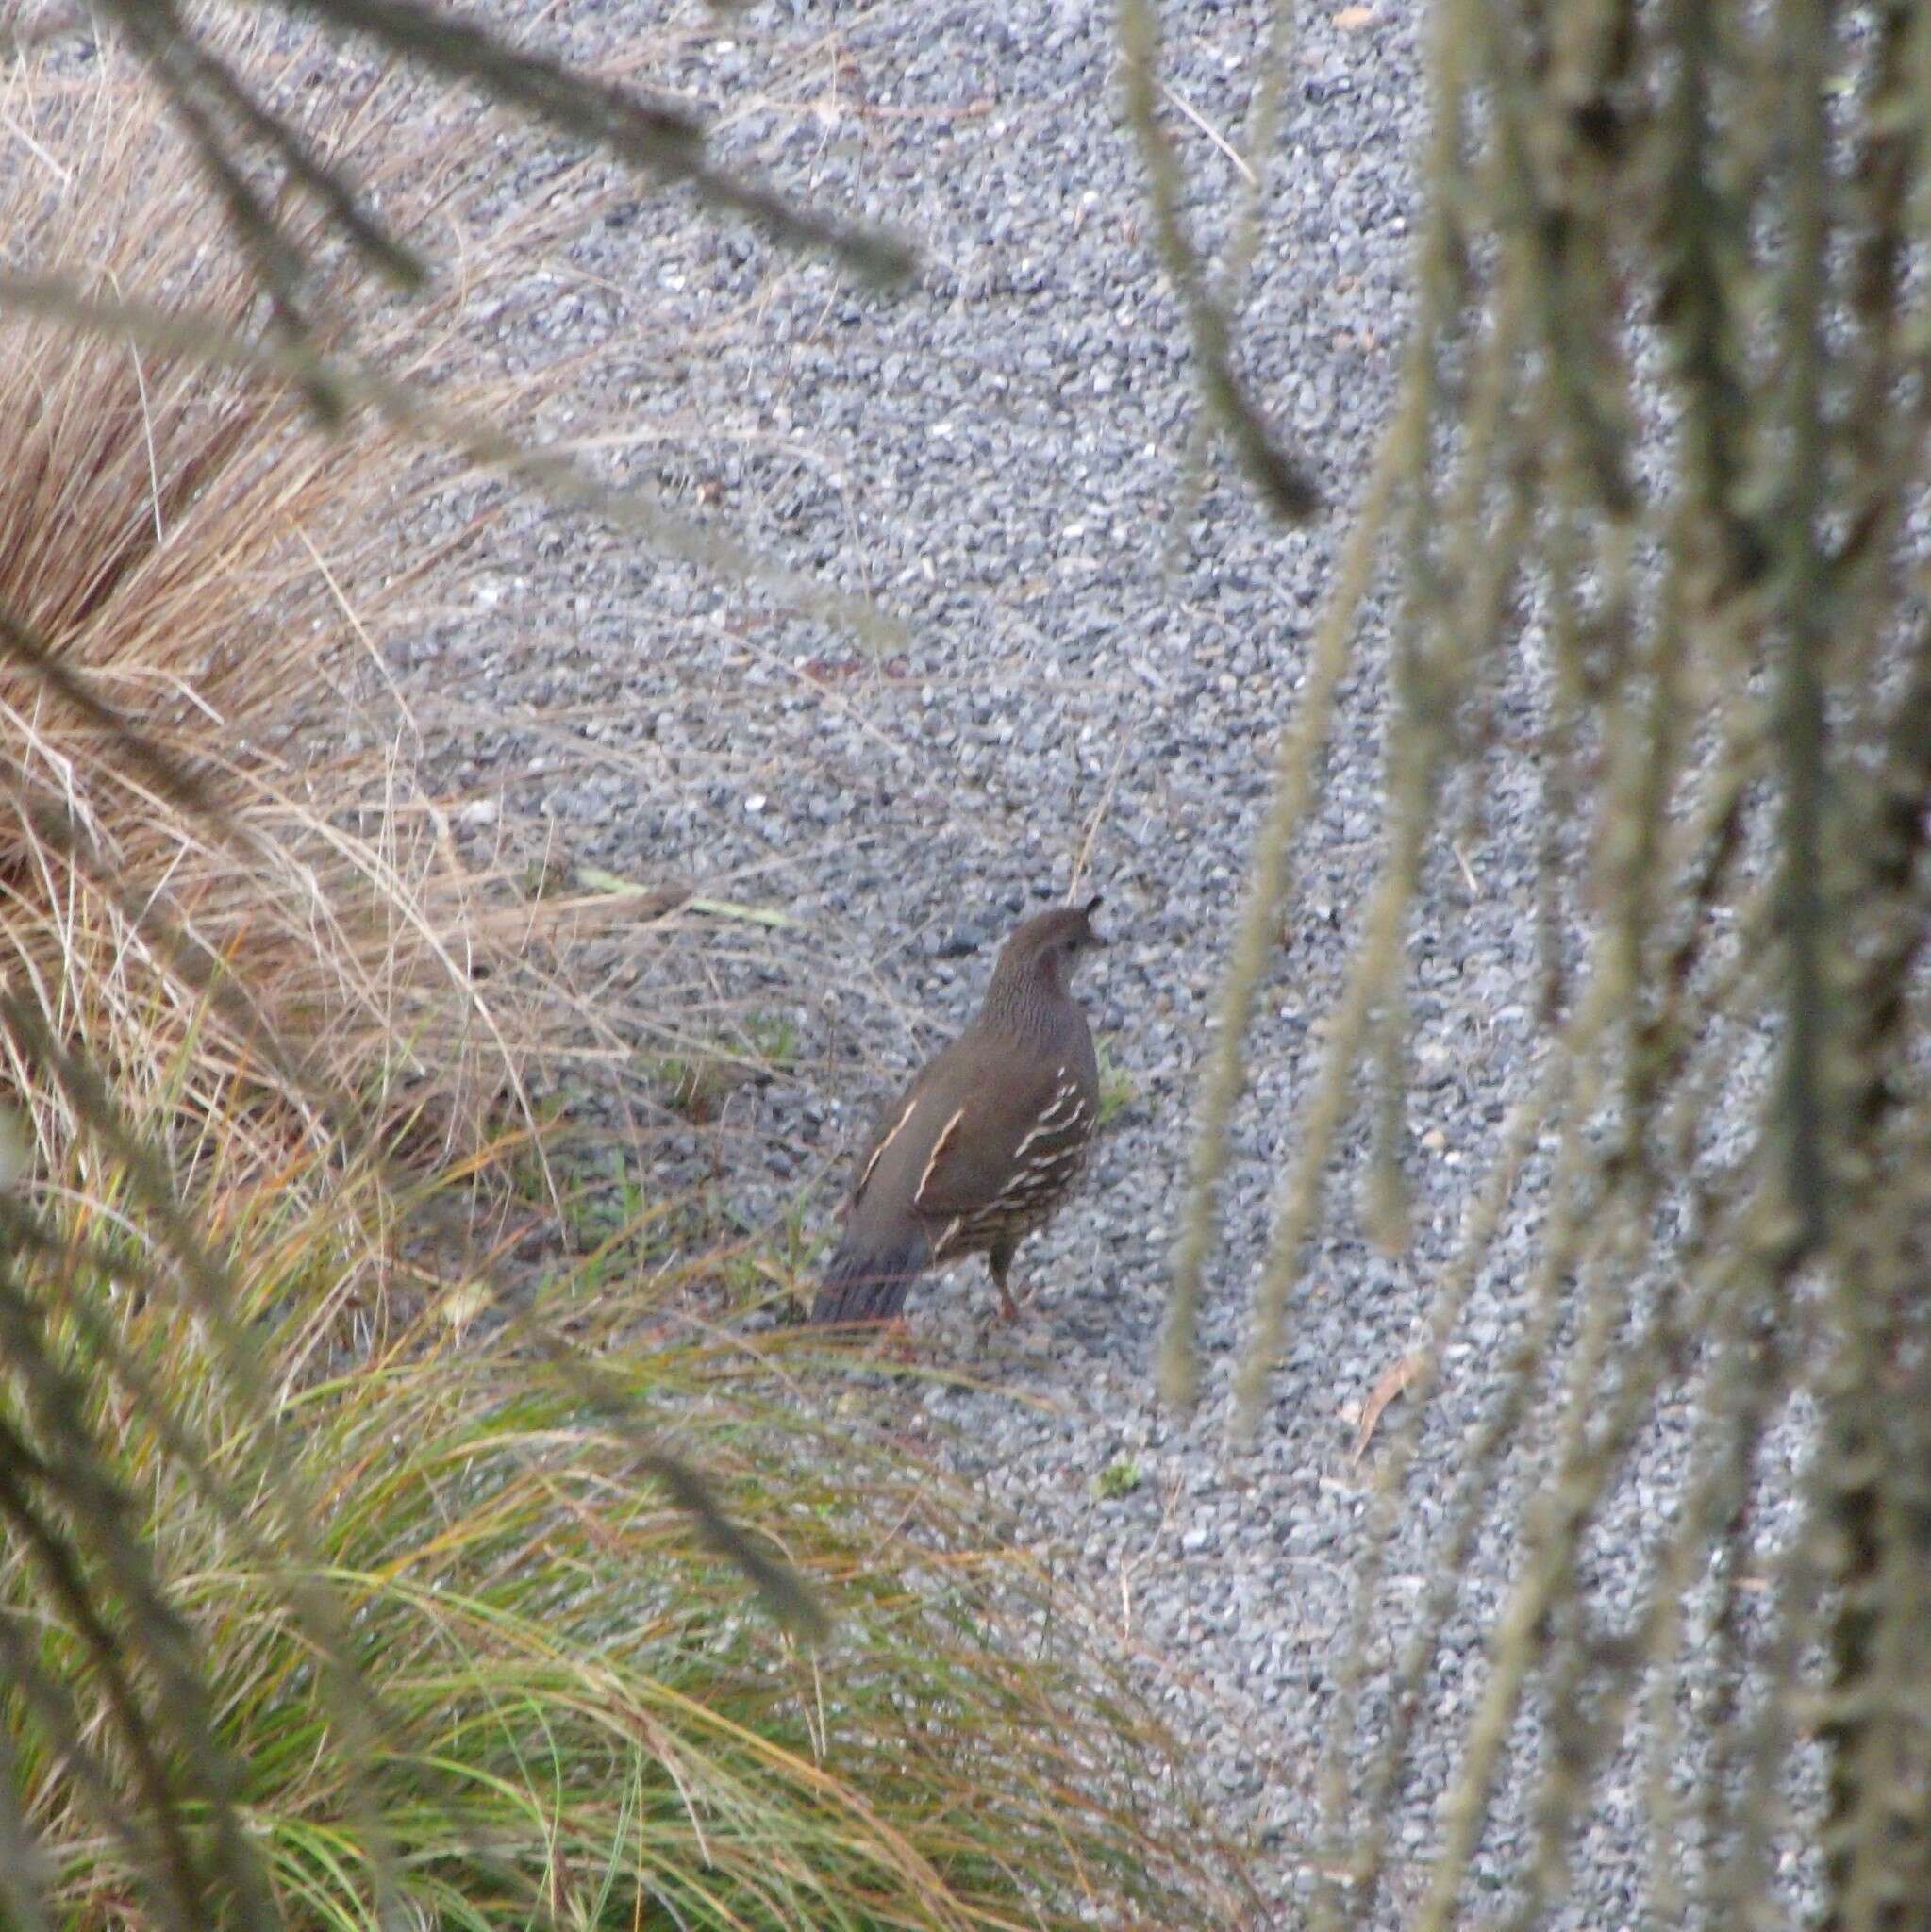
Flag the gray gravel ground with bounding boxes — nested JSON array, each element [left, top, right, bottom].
[[391, 3, 1803, 1923]]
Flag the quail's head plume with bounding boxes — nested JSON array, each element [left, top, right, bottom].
[[810, 896, 1106, 1331]]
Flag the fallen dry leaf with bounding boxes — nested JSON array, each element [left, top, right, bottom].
[[1349, 1354, 1420, 1463], [1335, 5, 1376, 27]]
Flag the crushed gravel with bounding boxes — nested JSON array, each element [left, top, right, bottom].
[[387, 3, 1796, 1924]]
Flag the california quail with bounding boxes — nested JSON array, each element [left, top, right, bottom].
[[811, 897, 1106, 1328]]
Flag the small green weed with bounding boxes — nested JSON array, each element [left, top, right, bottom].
[[742, 1008, 799, 1069], [642, 1048, 748, 1121], [1097, 1038, 1140, 1126], [643, 1012, 795, 1123]]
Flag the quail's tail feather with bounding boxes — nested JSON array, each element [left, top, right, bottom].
[[810, 1229, 931, 1324]]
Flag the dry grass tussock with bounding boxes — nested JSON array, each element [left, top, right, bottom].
[[0, 17, 1257, 1928], [0, 15, 566, 1195]]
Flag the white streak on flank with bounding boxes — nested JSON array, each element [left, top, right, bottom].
[[857, 1092, 921, 1199], [1016, 1079, 1090, 1161], [914, 1106, 967, 1208], [1037, 1084, 1081, 1124]]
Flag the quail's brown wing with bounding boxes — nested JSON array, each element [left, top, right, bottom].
[[899, 1045, 1094, 1224], [844, 1055, 946, 1215]]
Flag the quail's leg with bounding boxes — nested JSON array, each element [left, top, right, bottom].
[[988, 1240, 1027, 1324]]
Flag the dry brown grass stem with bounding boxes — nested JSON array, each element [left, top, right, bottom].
[[1118, 0, 1321, 525]]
